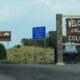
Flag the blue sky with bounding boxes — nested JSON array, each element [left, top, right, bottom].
[[0, 0, 80, 48]]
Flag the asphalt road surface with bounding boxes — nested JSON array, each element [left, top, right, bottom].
[[0, 64, 80, 80]]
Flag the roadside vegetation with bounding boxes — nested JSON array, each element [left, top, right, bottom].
[[0, 31, 72, 64], [7, 46, 54, 64]]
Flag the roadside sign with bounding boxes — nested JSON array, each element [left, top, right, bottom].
[[32, 26, 46, 40], [0, 31, 11, 41], [66, 18, 80, 42]]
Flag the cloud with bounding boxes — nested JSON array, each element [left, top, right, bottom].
[[47, 0, 80, 17], [66, 0, 78, 2], [0, 10, 9, 21], [0, 0, 80, 21], [52, 3, 80, 11], [33, 0, 52, 5], [0, 0, 32, 21], [0, 0, 54, 21]]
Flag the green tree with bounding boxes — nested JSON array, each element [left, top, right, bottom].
[[36, 39, 44, 47], [47, 31, 57, 48], [21, 38, 34, 46], [0, 43, 7, 60], [21, 38, 28, 46], [21, 31, 66, 47], [47, 31, 66, 47], [47, 31, 57, 63], [63, 36, 66, 43]]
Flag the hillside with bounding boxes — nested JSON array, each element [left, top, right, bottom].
[[7, 46, 54, 64]]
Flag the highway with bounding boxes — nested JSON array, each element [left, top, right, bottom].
[[0, 64, 80, 80]]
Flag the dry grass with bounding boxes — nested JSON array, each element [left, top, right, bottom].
[[7, 46, 54, 64]]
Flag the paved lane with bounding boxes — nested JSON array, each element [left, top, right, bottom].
[[0, 64, 80, 80]]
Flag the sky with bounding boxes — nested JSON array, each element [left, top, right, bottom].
[[0, 0, 80, 48]]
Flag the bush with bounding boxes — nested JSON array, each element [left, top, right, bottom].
[[14, 45, 21, 48], [0, 43, 7, 60], [0, 60, 19, 64]]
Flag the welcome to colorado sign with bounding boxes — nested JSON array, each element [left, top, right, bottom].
[[66, 18, 80, 42]]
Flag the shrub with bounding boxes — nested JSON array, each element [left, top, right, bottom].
[[14, 45, 21, 48], [0, 43, 7, 60]]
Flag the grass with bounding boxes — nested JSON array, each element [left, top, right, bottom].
[[7, 46, 54, 64]]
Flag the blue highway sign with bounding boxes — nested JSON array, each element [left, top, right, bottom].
[[32, 26, 46, 40]]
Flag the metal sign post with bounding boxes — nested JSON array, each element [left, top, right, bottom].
[[44, 38, 46, 63], [7, 41, 9, 49], [34, 40, 37, 63], [32, 26, 46, 64]]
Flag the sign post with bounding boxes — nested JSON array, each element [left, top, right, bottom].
[[56, 14, 64, 65], [32, 27, 46, 63], [34, 40, 37, 63]]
